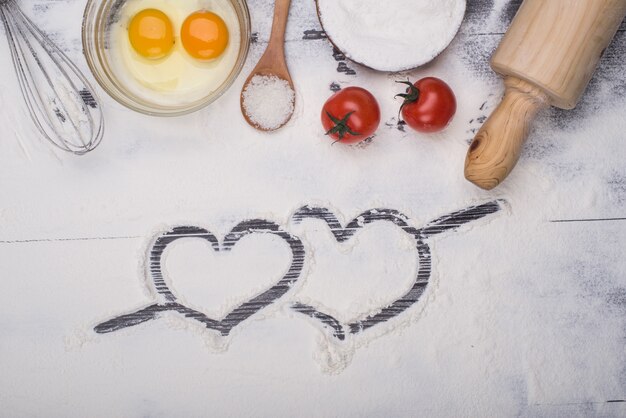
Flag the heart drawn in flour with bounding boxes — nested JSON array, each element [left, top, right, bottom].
[[94, 201, 503, 341], [165, 234, 293, 320], [289, 201, 503, 340], [293, 222, 418, 325], [94, 221, 305, 336]]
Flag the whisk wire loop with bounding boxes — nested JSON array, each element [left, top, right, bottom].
[[0, 0, 104, 155]]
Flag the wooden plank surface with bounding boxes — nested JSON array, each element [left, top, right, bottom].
[[0, 1, 624, 417]]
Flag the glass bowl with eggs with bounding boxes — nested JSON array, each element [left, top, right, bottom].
[[83, 0, 251, 116]]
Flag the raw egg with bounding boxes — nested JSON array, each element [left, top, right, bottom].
[[181, 11, 229, 60], [128, 8, 175, 59], [110, 0, 241, 107]]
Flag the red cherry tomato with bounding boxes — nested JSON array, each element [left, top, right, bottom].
[[396, 77, 456, 133], [321, 87, 381, 144]]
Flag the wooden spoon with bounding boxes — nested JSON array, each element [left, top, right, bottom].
[[240, 0, 294, 131]]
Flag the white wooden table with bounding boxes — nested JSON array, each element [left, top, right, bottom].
[[0, 1, 625, 416]]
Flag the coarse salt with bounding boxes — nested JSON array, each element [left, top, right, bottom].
[[317, 0, 466, 71], [242, 75, 295, 130]]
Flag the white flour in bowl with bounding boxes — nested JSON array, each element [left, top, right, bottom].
[[317, 0, 466, 71]]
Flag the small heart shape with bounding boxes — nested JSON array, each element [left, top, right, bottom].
[[95, 220, 305, 336], [290, 201, 503, 340], [293, 220, 419, 324], [290, 208, 427, 340]]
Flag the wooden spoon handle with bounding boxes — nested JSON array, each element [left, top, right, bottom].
[[464, 76, 548, 190], [267, 0, 291, 53]]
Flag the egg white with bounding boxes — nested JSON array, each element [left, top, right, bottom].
[[108, 0, 241, 107]]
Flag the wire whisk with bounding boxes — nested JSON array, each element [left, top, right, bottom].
[[0, 0, 104, 155]]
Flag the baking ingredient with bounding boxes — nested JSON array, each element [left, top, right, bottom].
[[110, 0, 240, 106], [242, 75, 295, 131], [316, 0, 466, 71], [396, 78, 457, 133], [321, 87, 380, 144], [2, 0, 626, 416], [181, 11, 229, 60], [128, 9, 175, 59]]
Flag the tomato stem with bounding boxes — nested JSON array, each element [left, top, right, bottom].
[[394, 80, 420, 122], [325, 111, 361, 142]]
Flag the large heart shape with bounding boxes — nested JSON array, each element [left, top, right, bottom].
[[164, 234, 292, 319], [94, 220, 305, 336], [290, 201, 503, 340]]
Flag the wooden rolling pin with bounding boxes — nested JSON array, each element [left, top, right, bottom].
[[465, 0, 626, 190]]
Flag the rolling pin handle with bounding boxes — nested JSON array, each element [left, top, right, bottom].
[[464, 76, 549, 190]]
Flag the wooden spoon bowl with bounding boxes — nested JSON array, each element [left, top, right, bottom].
[[240, 0, 294, 131]]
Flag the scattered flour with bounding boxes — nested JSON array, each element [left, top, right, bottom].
[[0, 0, 625, 417], [317, 0, 467, 71], [242, 75, 295, 130]]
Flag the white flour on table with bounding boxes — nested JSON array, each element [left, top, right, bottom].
[[0, 0, 625, 417]]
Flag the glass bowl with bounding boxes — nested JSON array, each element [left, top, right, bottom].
[[82, 0, 251, 116]]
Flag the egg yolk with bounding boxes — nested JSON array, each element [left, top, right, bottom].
[[181, 11, 229, 60], [128, 9, 174, 59]]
